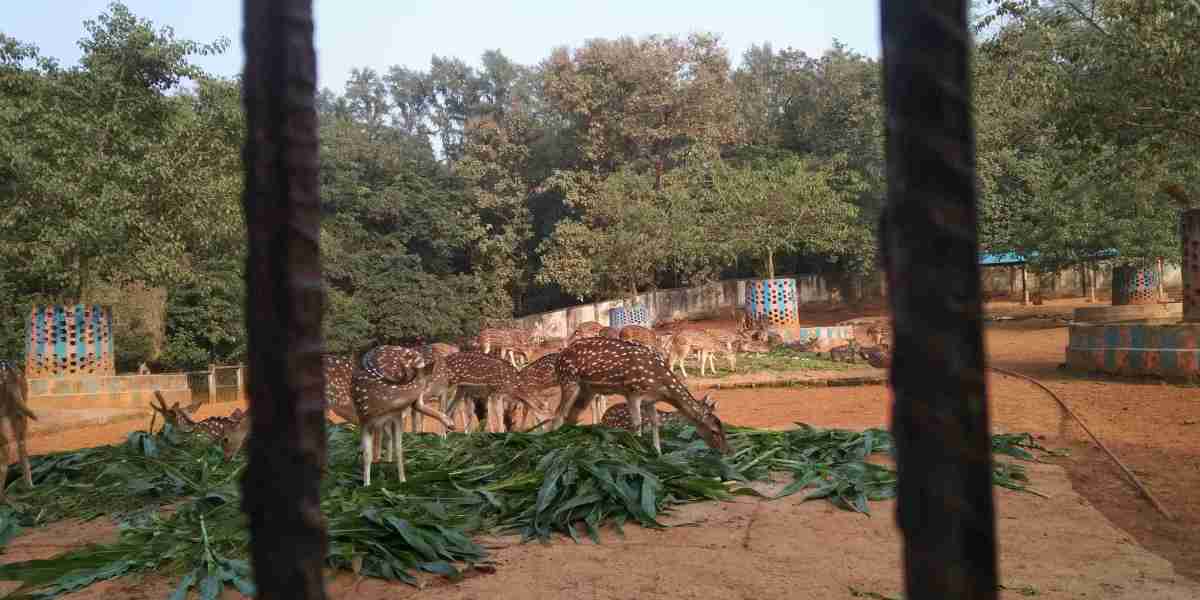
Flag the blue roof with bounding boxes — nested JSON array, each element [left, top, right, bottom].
[[979, 249, 1118, 266], [980, 252, 1027, 266]]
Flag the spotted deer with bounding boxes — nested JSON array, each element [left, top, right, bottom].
[[553, 337, 730, 455], [440, 351, 548, 433], [667, 330, 724, 378], [521, 337, 567, 364], [321, 353, 399, 461], [567, 321, 606, 345], [507, 352, 563, 431], [618, 324, 659, 350], [1, 360, 35, 498], [598, 397, 720, 433], [477, 328, 543, 368], [149, 392, 245, 440], [353, 345, 457, 485], [705, 329, 771, 372]]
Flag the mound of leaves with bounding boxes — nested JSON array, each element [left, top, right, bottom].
[[0, 421, 1056, 599]]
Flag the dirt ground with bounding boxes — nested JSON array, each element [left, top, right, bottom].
[[5, 298, 1199, 599]]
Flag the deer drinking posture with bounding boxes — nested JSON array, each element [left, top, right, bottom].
[[352, 346, 456, 485], [1, 360, 35, 498], [553, 337, 730, 455], [441, 352, 547, 433]]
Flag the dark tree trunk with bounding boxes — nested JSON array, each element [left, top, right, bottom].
[[878, 1, 998, 599], [241, 1, 328, 598]]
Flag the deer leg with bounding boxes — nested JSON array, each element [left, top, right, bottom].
[[649, 402, 663, 454], [14, 416, 31, 488], [414, 394, 455, 432], [552, 383, 583, 429], [409, 403, 423, 433], [628, 395, 644, 441], [490, 394, 506, 432], [361, 424, 375, 486], [394, 417, 405, 483]]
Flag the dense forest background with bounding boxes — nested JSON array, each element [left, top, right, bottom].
[[1, 1, 1195, 370]]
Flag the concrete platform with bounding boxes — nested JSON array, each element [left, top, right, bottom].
[[1066, 321, 1200, 379], [1072, 302, 1182, 324]]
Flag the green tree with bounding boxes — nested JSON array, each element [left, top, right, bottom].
[[0, 2, 231, 301], [715, 156, 861, 279]]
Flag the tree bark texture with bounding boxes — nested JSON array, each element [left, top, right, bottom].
[[878, 1, 998, 599], [241, 1, 328, 598]]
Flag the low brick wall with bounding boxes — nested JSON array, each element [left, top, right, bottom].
[[27, 373, 191, 411], [1065, 323, 1200, 379]]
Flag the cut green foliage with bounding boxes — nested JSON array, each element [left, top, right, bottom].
[[0, 419, 1056, 598]]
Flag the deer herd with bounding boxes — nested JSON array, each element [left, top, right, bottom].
[[1, 310, 892, 495]]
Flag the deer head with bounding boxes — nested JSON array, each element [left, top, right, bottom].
[[694, 393, 729, 453], [221, 416, 251, 460]]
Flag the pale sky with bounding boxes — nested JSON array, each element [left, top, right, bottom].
[[4, 1, 881, 92]]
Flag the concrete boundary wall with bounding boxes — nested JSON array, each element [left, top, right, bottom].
[[515, 275, 837, 338], [27, 373, 191, 411]]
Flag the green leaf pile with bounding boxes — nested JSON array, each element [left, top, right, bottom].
[[0, 420, 1055, 598]]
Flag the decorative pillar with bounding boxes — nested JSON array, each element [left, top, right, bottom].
[[1183, 209, 1200, 322], [25, 305, 115, 378], [1111, 265, 1159, 306], [744, 278, 800, 328], [608, 304, 649, 328]]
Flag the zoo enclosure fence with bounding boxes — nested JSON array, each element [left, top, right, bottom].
[[182, 364, 246, 406]]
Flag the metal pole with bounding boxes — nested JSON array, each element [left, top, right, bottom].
[[241, 0, 328, 597], [879, 1, 998, 598]]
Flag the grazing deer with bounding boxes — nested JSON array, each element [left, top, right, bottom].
[[440, 351, 548, 433], [705, 329, 771, 372], [352, 345, 457, 485], [598, 397, 720, 433], [667, 330, 723, 378], [149, 392, 244, 439], [220, 412, 252, 460], [828, 339, 863, 363], [1, 360, 35, 498], [858, 345, 892, 369], [552, 337, 730, 455], [509, 352, 563, 431]]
